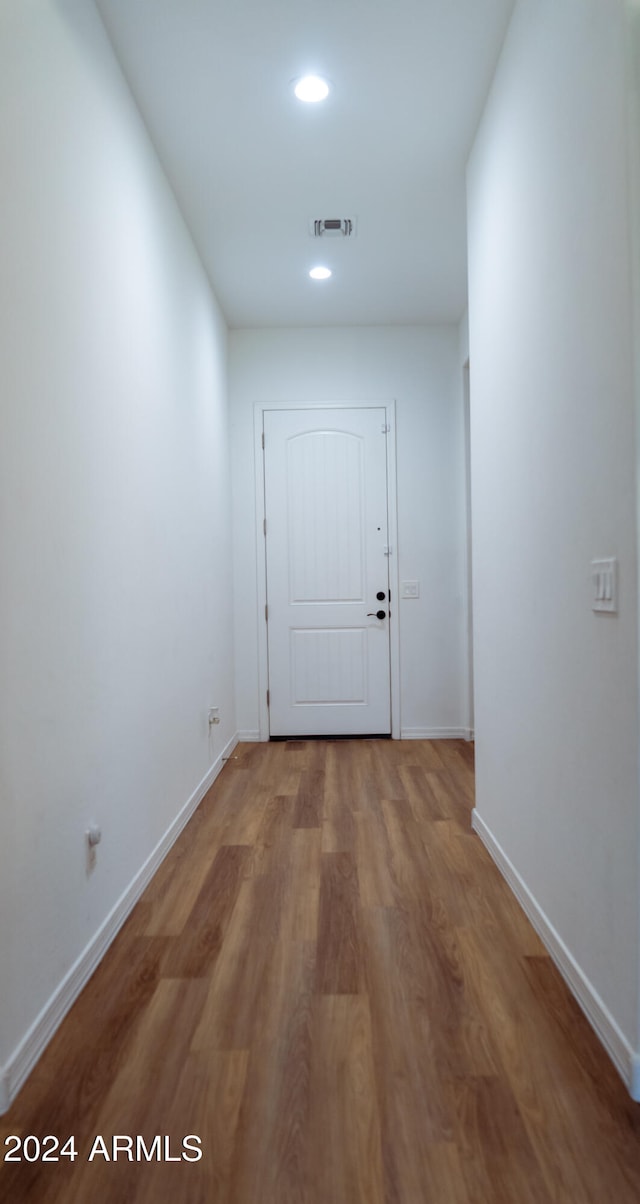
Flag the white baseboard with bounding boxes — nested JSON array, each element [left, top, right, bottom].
[[472, 807, 640, 1101], [0, 731, 239, 1116], [239, 728, 474, 744], [401, 726, 469, 740]]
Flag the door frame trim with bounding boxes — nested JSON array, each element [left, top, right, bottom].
[[253, 400, 401, 741]]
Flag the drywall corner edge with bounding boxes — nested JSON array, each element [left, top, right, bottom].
[[472, 807, 640, 1101], [625, 0, 640, 1091], [0, 732, 239, 1116], [0, 1067, 9, 1116], [630, 1052, 640, 1102]]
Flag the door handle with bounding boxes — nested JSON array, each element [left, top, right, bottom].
[[367, 610, 386, 620]]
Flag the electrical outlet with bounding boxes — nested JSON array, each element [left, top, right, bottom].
[[591, 558, 617, 613], [208, 707, 220, 727]]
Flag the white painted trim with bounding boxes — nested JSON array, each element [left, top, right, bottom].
[[385, 405, 401, 739], [253, 400, 401, 740], [254, 405, 270, 742], [462, 359, 475, 739], [237, 729, 261, 742], [0, 732, 238, 1116], [472, 807, 640, 1101], [401, 726, 470, 740]]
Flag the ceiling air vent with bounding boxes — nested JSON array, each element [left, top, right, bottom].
[[310, 217, 357, 238]]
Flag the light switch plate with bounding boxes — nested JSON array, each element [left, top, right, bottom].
[[401, 580, 420, 599], [591, 558, 617, 613]]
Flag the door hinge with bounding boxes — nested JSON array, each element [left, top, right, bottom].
[[266, 689, 270, 707], [263, 517, 267, 536], [265, 603, 268, 622], [261, 431, 265, 449], [381, 423, 390, 434]]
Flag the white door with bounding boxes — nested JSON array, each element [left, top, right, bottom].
[[263, 407, 392, 737]]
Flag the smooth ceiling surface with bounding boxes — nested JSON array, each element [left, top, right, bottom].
[[95, 0, 515, 327]]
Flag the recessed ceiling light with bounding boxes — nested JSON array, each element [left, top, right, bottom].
[[294, 75, 330, 103], [309, 266, 332, 280]]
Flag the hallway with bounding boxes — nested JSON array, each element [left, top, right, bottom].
[[1, 738, 639, 1203]]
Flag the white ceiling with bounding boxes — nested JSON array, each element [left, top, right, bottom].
[[95, 0, 514, 328]]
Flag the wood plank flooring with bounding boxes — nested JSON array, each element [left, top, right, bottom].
[[2, 738, 640, 1203]]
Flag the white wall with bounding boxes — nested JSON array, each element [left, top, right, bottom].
[[229, 326, 468, 740], [0, 0, 234, 1101], [626, 0, 640, 1061], [467, 0, 640, 1078]]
